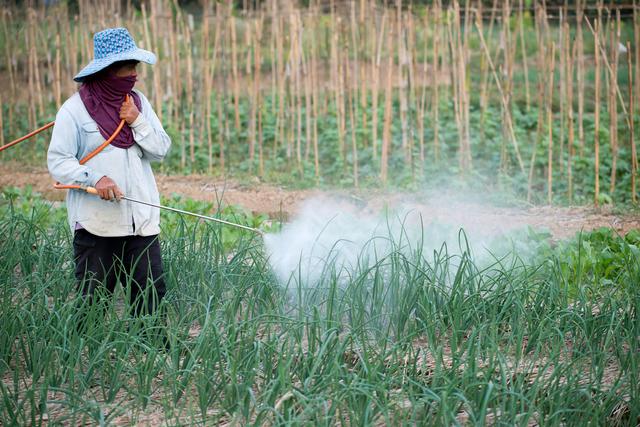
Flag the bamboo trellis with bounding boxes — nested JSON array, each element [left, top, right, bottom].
[[0, 0, 638, 204]]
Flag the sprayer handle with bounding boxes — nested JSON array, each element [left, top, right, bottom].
[[52, 183, 99, 195]]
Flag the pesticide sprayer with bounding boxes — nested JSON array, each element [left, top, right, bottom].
[[0, 98, 263, 236]]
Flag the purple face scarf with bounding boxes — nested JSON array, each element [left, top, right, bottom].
[[79, 73, 142, 149]]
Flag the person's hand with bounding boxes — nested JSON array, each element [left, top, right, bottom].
[[95, 176, 123, 201], [120, 96, 140, 125]]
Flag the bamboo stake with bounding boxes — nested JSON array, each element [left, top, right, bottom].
[[518, 0, 531, 111], [605, 7, 613, 196], [334, 16, 346, 163], [298, 12, 306, 174], [196, 9, 208, 160], [609, 10, 620, 196], [202, 0, 213, 173], [359, 3, 367, 145], [33, 12, 45, 117], [259, 101, 264, 177], [185, 14, 195, 165], [309, 10, 320, 180], [302, 14, 312, 164], [461, 0, 471, 170], [335, 28, 345, 165], [635, 3, 639, 121], [347, 57, 359, 188], [418, 10, 429, 174], [476, 0, 485, 112], [81, 3, 91, 67], [275, 6, 285, 159], [249, 18, 262, 173], [462, 0, 471, 65], [501, 0, 514, 172], [244, 14, 252, 78], [479, 0, 499, 124], [594, 18, 601, 206], [257, 13, 265, 177], [220, 6, 231, 173], [41, 21, 54, 107], [577, 0, 585, 157], [62, 10, 75, 98], [73, 18, 83, 95], [1, 11, 16, 104], [169, 0, 180, 131], [475, 14, 526, 175], [454, 0, 473, 173], [558, 8, 575, 177], [216, 87, 225, 173], [55, 33, 61, 108], [567, 31, 575, 203], [381, 24, 394, 185], [558, 8, 565, 176], [628, 41, 637, 203], [604, 7, 612, 144], [407, 4, 418, 177], [432, 1, 441, 163], [371, 10, 386, 162], [248, 16, 257, 171], [25, 11, 36, 134], [168, 1, 185, 168], [292, 11, 303, 175], [287, 91, 295, 163], [349, 0, 360, 160], [150, 1, 163, 124], [31, 10, 45, 119], [229, 9, 241, 131], [547, 42, 556, 205], [397, 0, 410, 166], [141, 4, 158, 118], [269, 0, 278, 158], [447, 5, 464, 171], [585, 17, 630, 129], [527, 5, 548, 203], [287, 11, 296, 165]]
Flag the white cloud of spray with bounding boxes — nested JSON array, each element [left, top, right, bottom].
[[263, 193, 547, 322]]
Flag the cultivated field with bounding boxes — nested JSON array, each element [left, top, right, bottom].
[[1, 189, 640, 425], [1, 0, 640, 425]]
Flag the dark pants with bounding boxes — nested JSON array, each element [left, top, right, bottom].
[[73, 229, 166, 316]]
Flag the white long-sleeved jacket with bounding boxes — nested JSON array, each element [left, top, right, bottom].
[[47, 90, 171, 237]]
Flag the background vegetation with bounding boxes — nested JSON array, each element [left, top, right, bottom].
[[1, 0, 639, 204]]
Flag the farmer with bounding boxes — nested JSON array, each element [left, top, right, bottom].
[[47, 28, 171, 317]]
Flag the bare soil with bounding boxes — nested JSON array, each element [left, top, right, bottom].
[[1, 162, 638, 240]]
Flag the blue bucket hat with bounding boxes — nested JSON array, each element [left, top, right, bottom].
[[74, 27, 156, 82]]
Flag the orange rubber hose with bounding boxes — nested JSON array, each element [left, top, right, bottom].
[[77, 93, 130, 164], [56, 94, 130, 189], [4, 94, 132, 192], [0, 121, 55, 153], [79, 118, 126, 165], [54, 117, 125, 190], [1, 95, 129, 164]]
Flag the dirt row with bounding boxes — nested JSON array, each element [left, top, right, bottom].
[[1, 162, 638, 240]]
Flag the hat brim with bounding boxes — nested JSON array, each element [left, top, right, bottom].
[[73, 48, 156, 82]]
